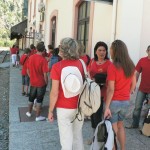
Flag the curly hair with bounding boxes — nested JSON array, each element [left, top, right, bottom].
[[60, 37, 79, 60]]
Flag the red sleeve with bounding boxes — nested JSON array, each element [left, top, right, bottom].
[[20, 55, 26, 65], [135, 59, 142, 73], [50, 63, 60, 80], [107, 64, 116, 81], [27, 57, 30, 69], [42, 59, 49, 73]]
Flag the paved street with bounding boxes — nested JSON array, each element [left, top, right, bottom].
[[9, 65, 150, 150]]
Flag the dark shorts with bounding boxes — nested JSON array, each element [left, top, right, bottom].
[[29, 85, 46, 103], [22, 75, 30, 86], [91, 97, 104, 128]]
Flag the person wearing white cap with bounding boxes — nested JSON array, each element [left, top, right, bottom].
[[48, 37, 85, 150]]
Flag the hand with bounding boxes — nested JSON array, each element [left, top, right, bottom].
[[48, 112, 54, 122], [104, 108, 112, 119]]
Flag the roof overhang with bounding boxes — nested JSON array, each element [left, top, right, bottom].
[[10, 19, 27, 40]]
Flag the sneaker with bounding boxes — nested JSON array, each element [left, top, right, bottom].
[[125, 124, 138, 129], [26, 112, 31, 117], [35, 116, 46, 121]]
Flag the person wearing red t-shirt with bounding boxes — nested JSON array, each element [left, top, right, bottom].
[[47, 44, 53, 59], [26, 42, 49, 121], [48, 38, 84, 150], [86, 41, 111, 144], [127, 45, 150, 129], [104, 40, 136, 150], [78, 42, 91, 66], [10, 45, 19, 66], [29, 44, 37, 56], [20, 48, 31, 96]]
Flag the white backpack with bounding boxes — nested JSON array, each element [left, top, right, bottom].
[[91, 120, 117, 150], [73, 59, 101, 121]]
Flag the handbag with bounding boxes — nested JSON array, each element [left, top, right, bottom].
[[93, 73, 107, 87]]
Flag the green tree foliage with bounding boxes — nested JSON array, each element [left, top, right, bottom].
[[0, 0, 23, 47]]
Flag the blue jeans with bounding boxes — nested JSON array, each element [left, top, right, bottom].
[[109, 101, 130, 123], [132, 90, 148, 127]]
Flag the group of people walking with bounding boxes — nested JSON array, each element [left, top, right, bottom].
[[11, 37, 150, 150]]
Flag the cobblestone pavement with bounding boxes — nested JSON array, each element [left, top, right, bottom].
[[0, 68, 9, 150], [9, 65, 150, 150]]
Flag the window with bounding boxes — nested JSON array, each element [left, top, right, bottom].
[[77, 1, 90, 52], [51, 18, 56, 48]]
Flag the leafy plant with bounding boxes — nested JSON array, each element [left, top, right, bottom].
[[0, 0, 23, 47]]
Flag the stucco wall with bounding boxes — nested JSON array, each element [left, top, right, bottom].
[[44, 0, 74, 48], [116, 0, 143, 64], [27, 0, 150, 65], [91, 2, 113, 57], [140, 0, 150, 58]]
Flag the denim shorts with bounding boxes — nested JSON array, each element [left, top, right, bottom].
[[22, 75, 30, 86], [29, 85, 46, 103], [109, 100, 130, 123]]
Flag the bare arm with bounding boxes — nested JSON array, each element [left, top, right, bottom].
[[48, 79, 59, 122], [130, 71, 136, 94], [104, 80, 115, 119], [44, 72, 48, 85], [27, 68, 30, 77], [136, 71, 140, 82]]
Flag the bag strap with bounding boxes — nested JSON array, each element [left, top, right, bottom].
[[79, 59, 88, 77], [22, 56, 28, 65]]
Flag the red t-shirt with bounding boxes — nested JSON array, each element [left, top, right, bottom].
[[20, 54, 29, 75], [88, 59, 112, 97], [107, 63, 133, 101], [10, 47, 18, 55], [80, 55, 90, 66], [50, 59, 84, 109], [136, 57, 150, 93], [47, 52, 52, 58], [27, 54, 49, 87], [30, 49, 37, 56], [42, 51, 48, 57]]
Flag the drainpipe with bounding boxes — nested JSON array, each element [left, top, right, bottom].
[[111, 0, 118, 42]]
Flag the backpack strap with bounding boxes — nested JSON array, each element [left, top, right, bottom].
[[71, 82, 87, 123], [22, 56, 28, 65], [79, 59, 88, 77]]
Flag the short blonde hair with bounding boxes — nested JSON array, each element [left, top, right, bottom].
[[60, 37, 79, 60]]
